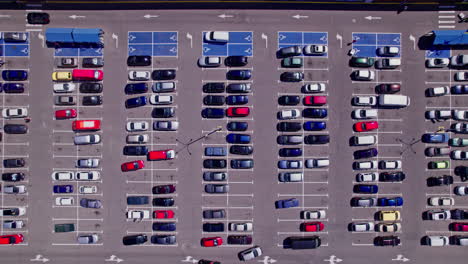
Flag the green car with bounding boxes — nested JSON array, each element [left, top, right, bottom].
[[281, 57, 303, 68], [428, 161, 449, 169], [350, 57, 375, 67], [449, 138, 468, 147], [54, 223, 75, 233]]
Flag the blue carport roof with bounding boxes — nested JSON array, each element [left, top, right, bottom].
[[72, 28, 102, 43], [432, 30, 468, 45], [45, 28, 74, 42]]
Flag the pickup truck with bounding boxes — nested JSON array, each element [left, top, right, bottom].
[[126, 210, 150, 220]]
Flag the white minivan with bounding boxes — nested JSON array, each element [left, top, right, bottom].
[[352, 135, 377, 146], [378, 94, 410, 107]]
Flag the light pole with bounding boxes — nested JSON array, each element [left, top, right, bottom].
[[176, 126, 222, 155]]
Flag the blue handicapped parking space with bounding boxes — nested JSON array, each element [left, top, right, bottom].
[[202, 31, 253, 57], [277, 31, 328, 56], [425, 46, 451, 59], [0, 32, 30, 57], [351, 33, 401, 58], [128, 31, 178, 57], [54, 47, 103, 57]]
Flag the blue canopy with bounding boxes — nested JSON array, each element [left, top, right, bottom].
[[72, 28, 102, 43], [432, 30, 468, 46], [45, 28, 74, 43]]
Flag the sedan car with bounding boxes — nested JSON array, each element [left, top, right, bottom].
[[280, 72, 304, 82], [125, 83, 148, 94], [201, 237, 223, 247], [121, 160, 144, 172], [422, 133, 449, 143], [356, 172, 378, 182], [225, 56, 248, 67], [374, 236, 401, 247], [82, 57, 104, 68], [27, 12, 50, 24], [281, 57, 303, 68], [352, 70, 375, 81], [230, 145, 253, 155], [455, 72, 468, 81], [152, 184, 176, 194], [122, 234, 147, 246], [377, 46, 400, 56], [2, 70, 28, 81], [128, 71, 150, 81], [198, 57, 221, 67], [227, 70, 251, 80], [350, 197, 377, 207], [2, 108, 28, 119], [354, 148, 378, 159], [427, 175, 453, 186], [238, 246, 262, 261], [277, 46, 302, 57], [350, 56, 375, 67], [352, 96, 377, 106], [426, 86, 449, 97], [127, 56, 151, 66], [353, 109, 378, 119], [278, 95, 300, 105], [126, 121, 148, 132], [226, 107, 249, 117], [353, 184, 378, 194], [55, 58, 78, 68], [450, 138, 468, 147], [304, 96, 327, 106], [203, 172, 227, 181], [53, 185, 73, 193], [453, 110, 468, 121], [450, 54, 468, 67], [226, 95, 248, 105], [302, 83, 326, 93], [82, 96, 103, 106], [451, 84, 468, 94], [123, 146, 148, 156], [278, 160, 303, 169], [275, 198, 299, 209], [202, 108, 224, 119], [455, 186, 468, 196], [428, 160, 449, 169], [125, 96, 147, 108], [377, 197, 403, 206], [0, 234, 24, 245], [151, 107, 175, 118], [304, 135, 329, 144], [277, 122, 301, 132], [278, 109, 301, 120], [3, 158, 25, 168], [425, 209, 451, 220], [428, 197, 454, 206], [303, 45, 328, 55], [302, 108, 327, 118], [2, 173, 25, 182], [426, 110, 451, 120], [80, 198, 102, 209], [205, 184, 229, 193], [203, 159, 227, 169], [353, 160, 378, 170], [229, 222, 253, 232], [203, 95, 224, 106], [375, 83, 401, 94], [279, 148, 302, 157], [231, 159, 254, 169], [300, 210, 327, 220], [203, 209, 225, 219], [350, 222, 374, 232], [300, 222, 324, 232], [452, 123, 468, 134], [354, 121, 378, 132], [452, 150, 468, 160], [379, 160, 402, 170], [426, 58, 450, 68]]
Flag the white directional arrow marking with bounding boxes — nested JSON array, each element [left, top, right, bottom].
[[170, 34, 177, 41], [354, 36, 360, 41], [186, 33, 193, 48], [392, 254, 410, 262], [279, 34, 286, 41], [336, 33, 343, 48], [38, 33, 45, 48], [144, 14, 159, 19], [203, 47, 210, 53], [95, 48, 102, 54], [182, 256, 198, 263], [258, 256, 277, 264], [320, 35, 328, 42], [21, 48, 28, 54], [409, 34, 415, 50], [324, 255, 343, 264], [218, 14, 234, 19], [0, 14, 11, 18], [112, 33, 119, 48], [261, 33, 268, 48], [69, 15, 86, 19], [105, 255, 124, 263], [365, 15, 382, 20], [426, 50, 434, 56], [292, 14, 309, 19], [128, 47, 136, 53], [128, 34, 136, 41], [30, 254, 49, 263]]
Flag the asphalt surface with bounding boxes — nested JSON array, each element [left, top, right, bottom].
[[0, 8, 466, 264]]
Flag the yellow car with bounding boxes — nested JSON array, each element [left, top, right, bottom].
[[378, 210, 400, 221], [52, 71, 72, 81]]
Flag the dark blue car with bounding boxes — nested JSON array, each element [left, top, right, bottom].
[[3, 83, 24, 93], [303, 121, 326, 131], [303, 108, 327, 118], [127, 196, 149, 205], [53, 185, 73, 193], [125, 83, 148, 94], [354, 148, 378, 159], [226, 133, 251, 144], [377, 197, 403, 206], [227, 122, 248, 131], [202, 108, 224, 118], [226, 95, 248, 105], [202, 223, 225, 232], [279, 148, 302, 157], [353, 184, 378, 194], [422, 133, 449, 143], [123, 146, 149, 156], [125, 96, 147, 108], [2, 70, 28, 81], [275, 198, 299, 209], [451, 85, 468, 94], [152, 222, 176, 231], [226, 70, 251, 80]]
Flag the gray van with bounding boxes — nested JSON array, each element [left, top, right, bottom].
[[205, 147, 227, 156], [288, 236, 321, 249]]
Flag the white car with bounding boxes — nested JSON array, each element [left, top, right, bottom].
[[379, 160, 402, 170], [149, 95, 173, 105], [128, 71, 150, 81], [450, 54, 468, 67], [51, 171, 75, 181], [126, 210, 150, 219], [375, 58, 401, 69], [377, 46, 399, 56], [278, 109, 300, 120], [426, 58, 450, 68], [451, 150, 468, 160], [455, 186, 468, 196], [353, 109, 378, 119], [53, 83, 76, 93], [305, 159, 329, 168], [303, 45, 328, 55], [353, 70, 375, 81], [3, 220, 24, 229], [351, 222, 374, 232], [426, 209, 451, 220], [300, 209, 326, 219], [126, 121, 148, 132], [424, 236, 449, 246], [198, 56, 221, 67], [453, 110, 468, 121], [428, 197, 454, 206], [76, 171, 100, 181], [78, 234, 99, 244], [74, 134, 101, 145], [3, 185, 27, 194], [204, 31, 229, 42], [455, 72, 468, 81], [356, 172, 378, 182], [427, 86, 449, 97], [55, 197, 74, 206], [376, 223, 401, 232], [426, 110, 451, 120], [352, 96, 377, 106], [76, 158, 100, 168], [153, 121, 179, 131], [453, 123, 468, 134], [353, 160, 377, 170], [302, 83, 326, 93], [229, 222, 253, 231], [126, 134, 149, 143], [79, 186, 98, 194], [0, 207, 26, 216], [2, 108, 28, 118], [238, 246, 262, 261]]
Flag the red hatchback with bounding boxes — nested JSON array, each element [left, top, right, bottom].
[[72, 69, 104, 81], [354, 121, 379, 132], [453, 223, 468, 231], [304, 96, 327, 106], [153, 210, 174, 219], [147, 149, 176, 161], [121, 160, 144, 172], [201, 237, 223, 247], [301, 222, 324, 232], [0, 234, 24, 244], [226, 107, 250, 117], [55, 109, 77, 119]]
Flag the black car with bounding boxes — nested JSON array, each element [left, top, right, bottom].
[[203, 209, 226, 219], [79, 83, 103, 93], [451, 84, 468, 95], [203, 83, 225, 93], [302, 108, 327, 118], [123, 234, 148, 246], [123, 146, 149, 156], [304, 135, 329, 144], [152, 197, 175, 207], [152, 107, 175, 118], [280, 72, 304, 82], [427, 175, 453, 187], [278, 96, 300, 106], [354, 148, 378, 159], [227, 235, 252, 245], [152, 69, 176, 80], [151, 235, 176, 245], [374, 236, 400, 247], [279, 148, 302, 157], [3, 158, 25, 168], [4, 124, 27, 134], [227, 122, 248, 131], [152, 222, 176, 231], [126, 196, 149, 205], [231, 159, 254, 169], [202, 108, 224, 119], [125, 83, 148, 94], [1, 172, 25, 182], [27, 12, 50, 24], [376, 83, 400, 94], [230, 145, 253, 155], [277, 122, 302, 132], [203, 159, 227, 169], [226, 70, 251, 80], [82, 58, 104, 68], [379, 172, 406, 182], [203, 223, 225, 232], [127, 56, 151, 67], [203, 95, 225, 106], [226, 83, 251, 93], [225, 56, 248, 67], [451, 209, 468, 220], [199, 260, 221, 264], [455, 166, 468, 181], [152, 184, 176, 194], [3, 83, 25, 93], [82, 96, 103, 105]]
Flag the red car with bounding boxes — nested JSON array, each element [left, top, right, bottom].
[[147, 149, 176, 161], [201, 237, 223, 247], [453, 223, 468, 231], [153, 210, 174, 219], [354, 121, 379, 132], [0, 234, 24, 244], [301, 222, 324, 232], [72, 120, 101, 131], [55, 109, 77, 119], [304, 96, 327, 106], [226, 107, 250, 117], [121, 160, 144, 172], [72, 69, 103, 81]]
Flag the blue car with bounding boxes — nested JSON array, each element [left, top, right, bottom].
[[3, 83, 24, 93], [226, 95, 248, 105], [275, 198, 299, 209], [353, 184, 378, 194], [53, 185, 73, 193], [2, 70, 28, 81], [125, 83, 148, 94], [152, 222, 176, 231], [451, 85, 468, 94], [127, 196, 149, 205], [125, 96, 147, 108], [227, 70, 251, 80], [279, 148, 302, 157], [377, 197, 403, 207], [226, 133, 251, 144], [227, 121, 248, 131], [202, 108, 224, 118], [303, 121, 326, 131], [422, 133, 449, 143], [303, 108, 327, 118], [354, 148, 378, 159]]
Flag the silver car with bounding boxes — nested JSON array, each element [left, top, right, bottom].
[[203, 172, 227, 181], [153, 121, 179, 131], [205, 184, 229, 193], [74, 134, 101, 145], [3, 220, 24, 229], [76, 158, 100, 168], [3, 185, 26, 194], [238, 246, 262, 261], [78, 234, 99, 244]]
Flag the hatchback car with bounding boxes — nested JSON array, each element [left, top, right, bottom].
[[455, 72, 468, 81], [427, 176, 453, 186], [198, 56, 221, 67], [304, 135, 329, 144], [203, 172, 227, 181], [277, 46, 302, 57], [452, 123, 468, 134], [377, 197, 403, 206], [304, 96, 327, 106], [226, 83, 251, 93], [122, 234, 147, 246], [428, 160, 449, 169], [231, 159, 254, 169], [226, 107, 249, 117], [275, 198, 299, 209], [277, 122, 301, 132], [203, 82, 225, 93], [301, 222, 324, 232], [225, 56, 248, 67], [450, 138, 468, 147], [350, 57, 375, 67], [426, 110, 451, 120], [278, 95, 300, 106], [127, 56, 151, 66], [152, 69, 176, 80], [3, 158, 25, 168], [203, 209, 226, 219], [353, 109, 378, 119], [203, 159, 227, 169], [202, 108, 224, 119], [452, 84, 468, 94], [280, 72, 304, 82], [238, 246, 262, 261], [376, 83, 400, 94], [123, 146, 148, 156], [278, 109, 301, 120], [82, 96, 103, 106], [353, 184, 379, 194], [203, 95, 224, 106], [227, 70, 251, 80], [304, 45, 328, 55], [125, 83, 148, 94], [281, 57, 303, 68], [152, 184, 176, 194], [27, 12, 50, 24], [356, 172, 378, 182], [230, 145, 253, 155], [128, 71, 150, 81], [125, 96, 147, 108], [352, 70, 375, 81], [2, 70, 28, 81], [279, 148, 302, 157], [302, 108, 327, 118], [427, 86, 449, 97], [278, 160, 303, 169], [201, 237, 223, 247], [353, 160, 378, 170], [151, 107, 175, 118], [302, 83, 326, 93], [354, 148, 378, 159], [354, 121, 378, 132], [205, 184, 229, 193], [126, 121, 148, 132], [121, 160, 144, 172], [374, 236, 400, 246], [153, 121, 179, 131], [350, 222, 374, 232], [352, 96, 377, 106], [426, 58, 449, 68]]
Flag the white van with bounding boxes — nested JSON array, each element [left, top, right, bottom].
[[204, 31, 229, 42], [352, 135, 377, 146], [378, 94, 410, 107], [149, 95, 173, 105]]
